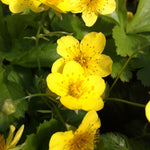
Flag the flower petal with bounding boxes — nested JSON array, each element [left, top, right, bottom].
[[82, 9, 98, 27], [46, 73, 69, 97], [80, 32, 106, 55], [57, 36, 80, 58], [52, 58, 65, 73], [91, 54, 113, 77], [63, 61, 84, 82], [81, 97, 104, 111], [82, 75, 106, 97], [60, 96, 82, 110], [9, 125, 24, 148], [6, 125, 16, 147], [77, 111, 101, 133], [98, 0, 116, 15], [145, 101, 150, 122], [1, 0, 10, 5], [9, 0, 28, 13], [49, 130, 74, 150]]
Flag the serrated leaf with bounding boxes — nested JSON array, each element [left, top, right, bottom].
[[113, 25, 149, 57], [131, 52, 150, 86], [127, 0, 150, 33], [1, 39, 60, 68], [111, 61, 132, 82], [101, 132, 130, 150], [22, 119, 61, 150]]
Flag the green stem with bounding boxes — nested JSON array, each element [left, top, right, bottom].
[[108, 43, 150, 96], [104, 97, 145, 108], [16, 93, 58, 103]]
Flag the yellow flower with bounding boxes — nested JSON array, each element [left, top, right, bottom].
[[52, 32, 113, 77], [1, 0, 47, 13], [70, 0, 116, 26], [145, 101, 150, 122], [47, 61, 105, 111], [49, 111, 101, 150], [0, 124, 24, 150]]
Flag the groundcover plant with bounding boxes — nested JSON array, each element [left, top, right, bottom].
[[0, 0, 150, 150]]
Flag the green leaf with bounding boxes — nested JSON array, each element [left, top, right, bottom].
[[113, 25, 149, 57], [104, 39, 133, 82], [22, 119, 61, 150], [131, 52, 150, 86], [51, 13, 86, 40], [127, 0, 150, 33], [1, 39, 60, 68], [0, 67, 28, 131], [104, 0, 127, 28], [101, 132, 130, 150]]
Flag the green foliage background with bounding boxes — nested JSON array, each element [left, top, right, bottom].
[[0, 0, 150, 149]]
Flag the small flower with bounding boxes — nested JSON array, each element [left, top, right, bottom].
[[49, 111, 101, 150], [145, 101, 150, 122], [70, 0, 116, 26], [127, 11, 133, 20], [52, 32, 113, 77], [47, 61, 105, 111], [1, 0, 48, 13], [0, 124, 24, 150]]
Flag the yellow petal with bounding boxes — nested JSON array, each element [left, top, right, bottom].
[[98, 0, 116, 15], [57, 36, 80, 58], [51, 58, 65, 73], [82, 9, 98, 27], [9, 124, 24, 148], [80, 32, 106, 55], [81, 97, 104, 111], [63, 61, 84, 82], [60, 96, 82, 110], [9, 0, 28, 13], [77, 111, 101, 133], [6, 125, 16, 147], [1, 0, 10, 5], [93, 54, 113, 77], [145, 101, 150, 122], [49, 130, 74, 150], [46, 73, 69, 97], [82, 75, 106, 97]]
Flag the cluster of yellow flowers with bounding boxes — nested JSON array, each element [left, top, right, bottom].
[[46, 32, 112, 150], [1, 0, 116, 26], [0, 0, 116, 149]]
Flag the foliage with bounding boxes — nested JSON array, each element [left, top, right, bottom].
[[0, 0, 150, 150]]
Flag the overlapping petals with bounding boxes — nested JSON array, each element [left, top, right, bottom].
[[49, 111, 100, 150], [52, 32, 113, 77], [47, 61, 105, 111]]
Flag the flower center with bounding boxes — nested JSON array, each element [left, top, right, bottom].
[[74, 54, 91, 69], [68, 130, 96, 150], [68, 81, 83, 98]]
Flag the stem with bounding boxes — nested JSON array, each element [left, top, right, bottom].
[[108, 43, 150, 96], [104, 97, 145, 108]]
